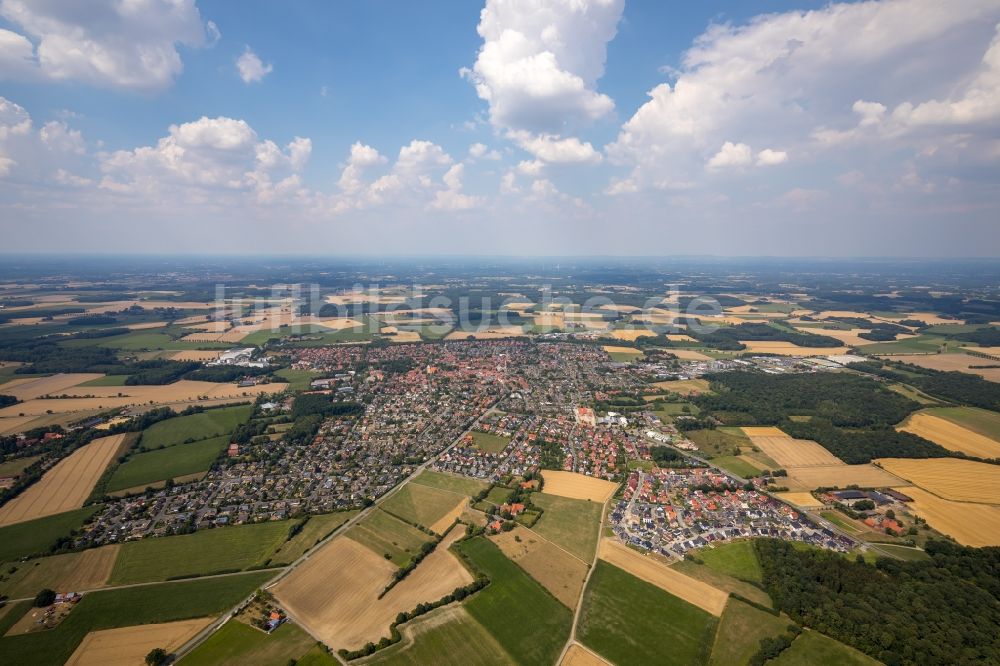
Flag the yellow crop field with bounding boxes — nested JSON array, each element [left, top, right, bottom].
[[386, 330, 422, 343], [562, 644, 612, 666], [773, 492, 824, 508], [737, 341, 850, 356], [0, 381, 287, 418], [887, 353, 1000, 382], [897, 412, 1000, 459], [444, 327, 525, 340], [608, 329, 657, 341], [66, 617, 214, 666], [898, 486, 1000, 547], [876, 458, 1000, 504], [881, 312, 963, 325], [491, 526, 589, 607], [273, 529, 472, 651], [429, 497, 468, 536], [785, 464, 904, 491], [168, 350, 224, 362], [744, 433, 844, 468], [653, 378, 711, 395], [602, 345, 643, 355], [0, 433, 125, 526], [597, 539, 728, 616], [0, 545, 120, 599], [541, 471, 619, 502], [2, 373, 105, 401], [741, 426, 786, 437]]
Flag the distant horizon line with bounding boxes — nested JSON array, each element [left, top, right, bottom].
[[1, 252, 1000, 262]]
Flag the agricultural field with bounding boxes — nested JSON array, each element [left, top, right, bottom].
[[381, 481, 467, 534], [858, 335, 947, 355], [708, 599, 793, 666], [0, 545, 119, 599], [0, 505, 102, 562], [601, 345, 643, 362], [578, 561, 718, 666], [273, 529, 471, 652], [457, 536, 572, 666], [670, 559, 773, 608], [270, 511, 358, 565], [774, 491, 824, 509], [272, 367, 320, 391], [180, 618, 318, 666], [897, 411, 1000, 459], [0, 454, 40, 479], [694, 540, 763, 584], [108, 520, 291, 584], [898, 486, 1000, 547], [784, 464, 905, 491], [771, 629, 881, 666], [607, 328, 657, 342], [710, 455, 763, 478], [561, 644, 611, 666], [361, 605, 513, 666], [104, 434, 229, 493], [410, 470, 490, 497], [540, 471, 618, 502], [139, 404, 251, 448], [886, 353, 1000, 382], [0, 380, 287, 419], [531, 492, 605, 561], [742, 429, 845, 468], [344, 508, 433, 567], [66, 616, 214, 666], [1, 373, 105, 400], [0, 571, 273, 665], [737, 341, 850, 356], [876, 458, 1000, 504], [0, 434, 124, 526], [490, 525, 589, 607], [652, 378, 712, 396], [597, 539, 728, 616], [468, 430, 510, 453], [684, 428, 747, 458], [922, 405, 1000, 441]]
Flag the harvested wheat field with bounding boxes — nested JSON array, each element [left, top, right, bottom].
[[169, 349, 224, 362], [773, 492, 824, 509], [653, 378, 711, 395], [812, 310, 882, 323], [0, 433, 124, 526], [444, 327, 525, 340], [0, 545, 120, 598], [597, 539, 727, 616], [1, 373, 104, 401], [797, 327, 914, 347], [274, 529, 472, 651], [180, 331, 226, 342], [0, 381, 287, 418], [541, 471, 619, 502], [66, 617, 214, 666], [429, 497, 469, 536], [785, 465, 904, 491], [885, 353, 1000, 382], [741, 426, 785, 437], [386, 330, 422, 343], [562, 643, 612, 666], [743, 430, 844, 468], [738, 341, 849, 356], [602, 345, 642, 356], [491, 526, 589, 607], [876, 458, 1000, 504], [608, 329, 657, 342], [897, 412, 1000, 459], [898, 486, 1000, 547]]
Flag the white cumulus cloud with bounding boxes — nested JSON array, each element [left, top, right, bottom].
[[236, 46, 273, 84]]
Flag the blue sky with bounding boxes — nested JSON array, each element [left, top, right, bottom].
[[1, 0, 999, 256]]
